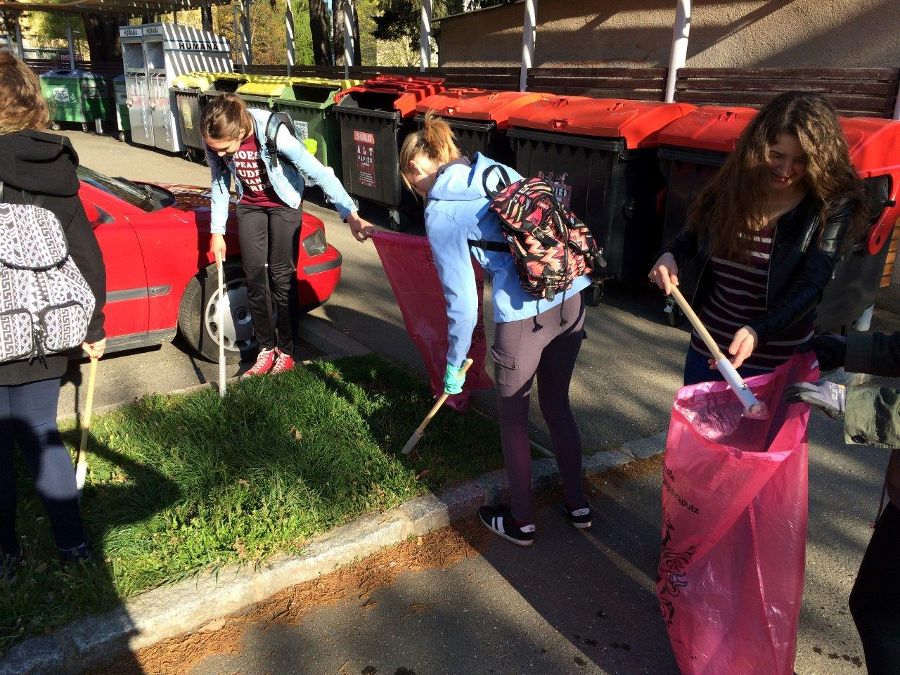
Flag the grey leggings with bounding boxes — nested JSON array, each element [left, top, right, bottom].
[[491, 293, 586, 523]]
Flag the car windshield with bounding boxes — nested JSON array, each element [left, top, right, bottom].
[[77, 166, 170, 212]]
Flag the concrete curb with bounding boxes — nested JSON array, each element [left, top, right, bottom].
[[1, 318, 668, 674], [0, 439, 664, 675]]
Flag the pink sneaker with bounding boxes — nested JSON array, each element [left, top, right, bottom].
[[270, 351, 295, 375], [241, 348, 276, 379]]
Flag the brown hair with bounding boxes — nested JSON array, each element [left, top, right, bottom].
[[688, 90, 866, 260], [0, 51, 50, 134], [199, 93, 253, 142], [399, 111, 462, 193]]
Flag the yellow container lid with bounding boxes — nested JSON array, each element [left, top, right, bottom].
[[172, 73, 213, 90], [236, 81, 290, 97]]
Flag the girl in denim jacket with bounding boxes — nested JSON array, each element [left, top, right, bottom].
[[201, 94, 373, 376]]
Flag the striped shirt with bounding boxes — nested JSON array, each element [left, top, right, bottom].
[[691, 224, 813, 371]]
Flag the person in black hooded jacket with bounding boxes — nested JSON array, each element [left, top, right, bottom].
[[0, 51, 106, 578]]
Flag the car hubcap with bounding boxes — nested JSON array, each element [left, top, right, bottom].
[[204, 278, 256, 352]]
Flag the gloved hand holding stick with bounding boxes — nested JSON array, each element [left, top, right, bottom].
[[668, 285, 769, 419], [402, 358, 473, 455]]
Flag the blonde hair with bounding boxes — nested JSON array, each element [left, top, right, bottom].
[[0, 51, 50, 134], [199, 93, 253, 142], [399, 111, 461, 193]]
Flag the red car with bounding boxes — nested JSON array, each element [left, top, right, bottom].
[[77, 166, 342, 361]]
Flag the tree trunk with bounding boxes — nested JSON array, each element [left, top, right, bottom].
[[82, 14, 123, 63], [350, 0, 361, 65], [309, 0, 330, 66], [332, 0, 344, 66]]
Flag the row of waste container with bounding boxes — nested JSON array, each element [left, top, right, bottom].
[[40, 70, 900, 331]]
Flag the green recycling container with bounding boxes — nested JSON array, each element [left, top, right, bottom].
[[113, 74, 130, 141], [274, 77, 358, 182], [235, 77, 294, 112], [199, 72, 251, 112], [172, 73, 214, 153], [40, 70, 109, 131]]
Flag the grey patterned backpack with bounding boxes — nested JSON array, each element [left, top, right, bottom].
[[0, 186, 95, 363]]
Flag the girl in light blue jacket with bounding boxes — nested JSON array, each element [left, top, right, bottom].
[[201, 94, 373, 377], [400, 113, 592, 546]]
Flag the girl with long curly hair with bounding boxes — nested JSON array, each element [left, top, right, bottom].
[[649, 90, 866, 384]]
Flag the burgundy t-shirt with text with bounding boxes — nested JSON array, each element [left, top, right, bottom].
[[233, 133, 284, 208]]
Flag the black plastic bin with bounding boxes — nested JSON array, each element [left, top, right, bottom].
[[506, 96, 695, 283], [334, 75, 445, 230], [414, 89, 543, 167]]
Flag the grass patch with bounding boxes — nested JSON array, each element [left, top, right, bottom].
[[0, 354, 502, 655]]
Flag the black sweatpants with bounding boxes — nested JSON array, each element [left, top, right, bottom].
[[850, 501, 900, 674], [236, 203, 302, 355]]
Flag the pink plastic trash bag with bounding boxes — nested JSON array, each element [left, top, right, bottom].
[[657, 352, 818, 675], [371, 230, 493, 412]]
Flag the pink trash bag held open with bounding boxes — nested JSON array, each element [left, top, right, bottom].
[[657, 352, 818, 675]]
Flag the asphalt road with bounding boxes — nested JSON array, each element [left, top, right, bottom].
[[60, 129, 893, 673]]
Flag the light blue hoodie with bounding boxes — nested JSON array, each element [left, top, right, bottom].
[[426, 152, 591, 367], [206, 107, 356, 235]]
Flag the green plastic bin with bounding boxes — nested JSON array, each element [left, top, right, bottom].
[[199, 72, 251, 112], [40, 70, 108, 132], [274, 77, 358, 182], [172, 73, 214, 154], [235, 77, 294, 112]]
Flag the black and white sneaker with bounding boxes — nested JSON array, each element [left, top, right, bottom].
[[565, 503, 592, 529], [478, 505, 535, 546]]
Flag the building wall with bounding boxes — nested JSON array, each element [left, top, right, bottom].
[[437, 0, 900, 68]]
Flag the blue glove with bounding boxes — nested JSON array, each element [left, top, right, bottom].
[[443, 363, 466, 395]]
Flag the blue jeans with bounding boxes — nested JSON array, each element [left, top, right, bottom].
[[682, 345, 770, 386], [0, 378, 86, 555]]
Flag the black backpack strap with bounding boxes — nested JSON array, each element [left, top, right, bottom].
[[468, 238, 509, 253], [482, 164, 511, 198], [264, 112, 283, 168]]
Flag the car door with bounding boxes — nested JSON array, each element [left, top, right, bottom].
[[79, 183, 150, 347]]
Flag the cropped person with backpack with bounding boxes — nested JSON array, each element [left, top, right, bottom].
[[399, 113, 598, 546], [0, 52, 106, 579], [200, 94, 374, 377]]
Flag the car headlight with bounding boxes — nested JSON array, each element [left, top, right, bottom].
[[302, 228, 328, 256]]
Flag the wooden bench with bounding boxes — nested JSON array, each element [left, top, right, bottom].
[[674, 67, 900, 118], [526, 67, 667, 101]]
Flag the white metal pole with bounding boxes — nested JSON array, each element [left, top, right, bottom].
[[420, 0, 433, 71], [519, 0, 537, 92], [664, 0, 691, 103], [343, 0, 354, 79], [14, 18, 24, 59], [67, 18, 75, 69], [240, 1, 251, 67], [285, 2, 295, 77]]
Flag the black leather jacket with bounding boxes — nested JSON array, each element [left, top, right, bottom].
[[661, 194, 858, 344]]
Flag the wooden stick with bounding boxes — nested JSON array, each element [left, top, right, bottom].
[[401, 358, 474, 455], [76, 356, 98, 492], [668, 285, 727, 361]]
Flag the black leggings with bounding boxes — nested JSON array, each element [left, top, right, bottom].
[[236, 203, 302, 355], [849, 501, 900, 674]]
